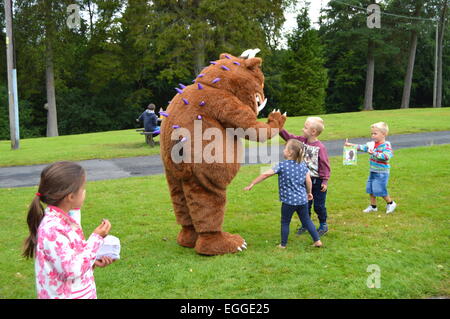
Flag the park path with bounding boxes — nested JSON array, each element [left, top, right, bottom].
[[1, 131, 449, 188]]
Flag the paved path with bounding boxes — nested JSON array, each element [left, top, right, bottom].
[[1, 131, 449, 188]]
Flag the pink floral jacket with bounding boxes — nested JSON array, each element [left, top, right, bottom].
[[35, 205, 104, 299]]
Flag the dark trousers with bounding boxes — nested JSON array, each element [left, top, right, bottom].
[[306, 177, 328, 224], [281, 203, 320, 246]]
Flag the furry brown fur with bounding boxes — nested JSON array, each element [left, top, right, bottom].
[[160, 52, 286, 255]]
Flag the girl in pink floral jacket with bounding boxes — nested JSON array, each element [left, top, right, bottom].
[[23, 162, 113, 299]]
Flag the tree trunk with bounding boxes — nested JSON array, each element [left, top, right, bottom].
[[401, 3, 422, 109], [436, 0, 448, 108], [363, 39, 375, 111], [45, 38, 58, 137], [87, 0, 94, 36], [193, 37, 205, 76], [44, 0, 58, 137], [400, 30, 418, 108]]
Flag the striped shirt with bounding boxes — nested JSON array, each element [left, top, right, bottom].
[[357, 141, 393, 173]]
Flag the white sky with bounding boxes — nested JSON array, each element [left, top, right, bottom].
[[283, 0, 330, 31], [280, 0, 330, 48]]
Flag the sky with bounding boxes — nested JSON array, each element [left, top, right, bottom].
[[283, 0, 331, 31], [280, 0, 330, 47]]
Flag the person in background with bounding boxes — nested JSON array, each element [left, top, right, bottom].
[[137, 103, 160, 134]]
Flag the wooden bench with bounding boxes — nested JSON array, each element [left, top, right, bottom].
[[136, 129, 159, 147]]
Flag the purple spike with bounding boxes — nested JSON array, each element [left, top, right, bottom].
[[221, 65, 230, 71], [197, 83, 203, 90], [197, 73, 205, 78], [199, 101, 206, 106], [180, 137, 188, 143], [179, 83, 186, 89], [233, 61, 241, 65], [172, 125, 180, 129], [182, 98, 189, 105], [212, 77, 221, 84], [192, 79, 196, 83], [210, 61, 217, 65], [197, 115, 202, 120], [224, 54, 231, 59], [175, 88, 184, 94], [160, 111, 169, 117]]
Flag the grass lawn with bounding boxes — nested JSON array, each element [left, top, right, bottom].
[[1, 108, 449, 167], [0, 144, 448, 299]]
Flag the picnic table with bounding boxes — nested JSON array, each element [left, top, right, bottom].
[[136, 118, 162, 147]]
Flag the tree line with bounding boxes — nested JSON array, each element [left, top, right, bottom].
[[0, 0, 449, 140]]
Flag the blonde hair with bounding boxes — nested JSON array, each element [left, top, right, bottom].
[[286, 139, 305, 163], [306, 117, 325, 136], [371, 122, 389, 136]]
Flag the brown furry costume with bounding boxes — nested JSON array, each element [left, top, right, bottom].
[[160, 52, 286, 255]]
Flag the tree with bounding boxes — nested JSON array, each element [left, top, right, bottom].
[[436, 0, 448, 108], [277, 6, 328, 115], [399, 2, 422, 108]]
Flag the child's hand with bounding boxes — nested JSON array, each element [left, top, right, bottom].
[[94, 219, 111, 238], [344, 138, 355, 147], [244, 184, 254, 191], [307, 193, 313, 201], [94, 256, 115, 268], [321, 184, 328, 192]]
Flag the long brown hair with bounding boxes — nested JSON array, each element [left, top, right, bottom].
[[23, 161, 86, 259], [286, 139, 305, 164]]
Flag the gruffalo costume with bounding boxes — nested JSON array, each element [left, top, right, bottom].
[[160, 50, 286, 255]]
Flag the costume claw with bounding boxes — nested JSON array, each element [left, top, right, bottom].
[[237, 247, 242, 252]]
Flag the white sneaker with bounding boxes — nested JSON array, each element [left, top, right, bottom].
[[386, 201, 397, 214], [363, 206, 378, 213]]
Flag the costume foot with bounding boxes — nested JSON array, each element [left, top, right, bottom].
[[195, 231, 247, 255], [177, 225, 198, 248]]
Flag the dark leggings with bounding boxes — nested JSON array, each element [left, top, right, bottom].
[[281, 202, 320, 246]]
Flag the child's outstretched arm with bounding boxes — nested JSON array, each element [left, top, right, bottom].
[[306, 172, 313, 201], [244, 169, 275, 191], [345, 139, 371, 153]]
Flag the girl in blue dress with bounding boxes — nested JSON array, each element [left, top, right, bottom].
[[244, 139, 322, 248]]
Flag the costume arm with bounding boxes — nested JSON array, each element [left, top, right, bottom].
[[213, 94, 285, 142]]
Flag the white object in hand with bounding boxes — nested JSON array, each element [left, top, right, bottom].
[[96, 235, 121, 260], [366, 141, 375, 153]]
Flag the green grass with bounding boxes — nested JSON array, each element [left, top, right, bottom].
[[1, 108, 449, 167], [1, 145, 449, 299]]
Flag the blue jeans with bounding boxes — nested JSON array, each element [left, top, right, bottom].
[[366, 172, 389, 197], [281, 203, 320, 246], [306, 177, 328, 224]]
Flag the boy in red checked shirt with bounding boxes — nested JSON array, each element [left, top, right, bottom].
[[279, 116, 331, 236]]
